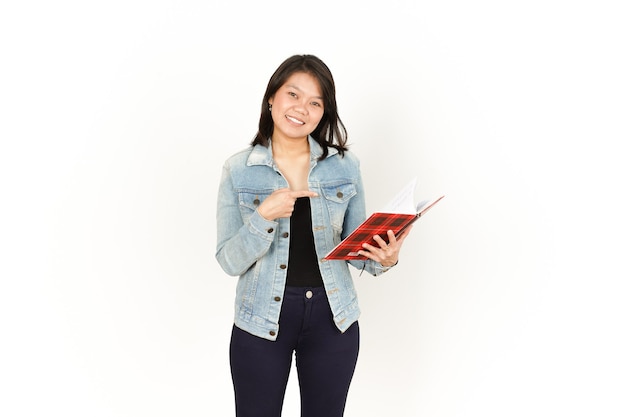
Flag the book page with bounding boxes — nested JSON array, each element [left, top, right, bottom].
[[380, 177, 419, 214], [415, 199, 431, 213]]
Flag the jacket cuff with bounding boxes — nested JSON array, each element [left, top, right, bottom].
[[248, 209, 278, 240], [375, 260, 398, 274]]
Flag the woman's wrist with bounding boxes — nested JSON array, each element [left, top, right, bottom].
[[380, 260, 398, 269]]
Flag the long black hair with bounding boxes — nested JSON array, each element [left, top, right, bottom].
[[251, 54, 348, 160]]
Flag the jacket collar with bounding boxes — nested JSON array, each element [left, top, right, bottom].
[[246, 136, 338, 167]]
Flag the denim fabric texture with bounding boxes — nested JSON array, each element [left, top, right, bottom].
[[216, 137, 393, 341]]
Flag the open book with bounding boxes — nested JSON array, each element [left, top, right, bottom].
[[323, 177, 444, 261]]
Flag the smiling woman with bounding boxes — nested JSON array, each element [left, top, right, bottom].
[[266, 72, 325, 192], [268, 72, 325, 142], [215, 54, 412, 417]]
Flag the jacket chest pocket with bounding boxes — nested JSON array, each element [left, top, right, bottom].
[[237, 189, 273, 222], [320, 182, 356, 231]]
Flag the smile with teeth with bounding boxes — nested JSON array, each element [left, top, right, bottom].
[[286, 115, 305, 125]]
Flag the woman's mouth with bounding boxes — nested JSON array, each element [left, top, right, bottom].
[[286, 115, 304, 125]]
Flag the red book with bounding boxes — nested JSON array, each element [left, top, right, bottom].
[[323, 178, 444, 261]]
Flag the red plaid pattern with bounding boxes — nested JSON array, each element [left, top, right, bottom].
[[323, 195, 444, 261], [324, 213, 417, 260]]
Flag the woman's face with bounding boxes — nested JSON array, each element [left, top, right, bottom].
[[268, 71, 325, 143]]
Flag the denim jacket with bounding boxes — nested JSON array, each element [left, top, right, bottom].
[[216, 137, 393, 341]]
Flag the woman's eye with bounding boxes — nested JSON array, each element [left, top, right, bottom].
[[288, 92, 297, 98]]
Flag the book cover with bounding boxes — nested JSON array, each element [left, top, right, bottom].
[[323, 177, 444, 261]]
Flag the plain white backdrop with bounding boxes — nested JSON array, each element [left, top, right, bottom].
[[1, 1, 625, 416]]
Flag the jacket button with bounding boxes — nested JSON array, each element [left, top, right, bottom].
[[274, 296, 281, 302], [282, 232, 289, 238], [279, 264, 287, 269], [267, 228, 274, 233], [269, 331, 276, 336], [253, 198, 260, 206], [336, 191, 343, 198]]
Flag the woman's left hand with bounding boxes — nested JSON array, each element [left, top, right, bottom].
[[358, 225, 413, 267]]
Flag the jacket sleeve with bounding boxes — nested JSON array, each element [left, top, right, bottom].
[[215, 162, 277, 276]]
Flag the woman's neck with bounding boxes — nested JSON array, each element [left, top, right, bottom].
[[271, 136, 311, 191], [271, 136, 309, 158]]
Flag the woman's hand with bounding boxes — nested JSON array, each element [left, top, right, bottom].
[[257, 188, 318, 220], [358, 225, 413, 267]]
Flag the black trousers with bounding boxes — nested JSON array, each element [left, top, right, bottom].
[[230, 286, 360, 417]]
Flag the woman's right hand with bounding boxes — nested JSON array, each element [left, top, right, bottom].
[[257, 188, 318, 220]]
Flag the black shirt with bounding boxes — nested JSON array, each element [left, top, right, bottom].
[[285, 197, 324, 287]]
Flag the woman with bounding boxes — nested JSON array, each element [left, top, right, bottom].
[[216, 54, 412, 417]]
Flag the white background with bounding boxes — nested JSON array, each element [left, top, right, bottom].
[[2, 1, 625, 416]]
